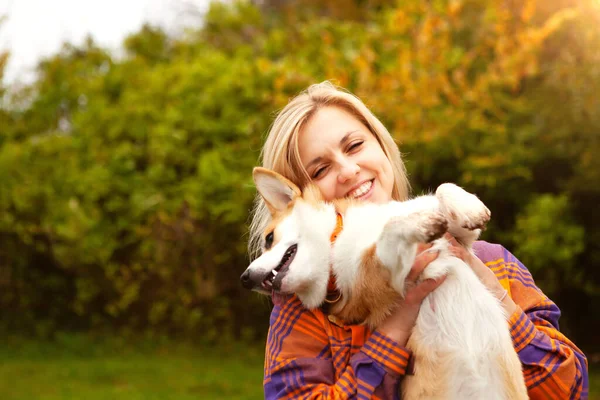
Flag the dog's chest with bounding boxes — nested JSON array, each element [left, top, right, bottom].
[[330, 205, 391, 269]]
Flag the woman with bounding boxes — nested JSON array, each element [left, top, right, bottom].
[[248, 82, 588, 399]]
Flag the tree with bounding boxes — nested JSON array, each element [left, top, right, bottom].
[[0, 0, 598, 351]]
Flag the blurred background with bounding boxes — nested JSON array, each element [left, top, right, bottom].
[[0, 0, 599, 398]]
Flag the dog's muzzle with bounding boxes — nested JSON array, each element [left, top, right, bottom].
[[240, 244, 298, 292], [240, 269, 260, 290]]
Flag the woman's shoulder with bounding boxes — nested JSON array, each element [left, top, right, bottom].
[[473, 240, 537, 287], [472, 240, 511, 265]]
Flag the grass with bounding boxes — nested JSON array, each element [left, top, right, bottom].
[[591, 365, 600, 400], [0, 334, 264, 400], [0, 334, 598, 399]]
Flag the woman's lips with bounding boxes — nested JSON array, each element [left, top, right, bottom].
[[347, 179, 374, 200]]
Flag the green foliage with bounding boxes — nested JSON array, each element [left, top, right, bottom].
[[514, 194, 585, 294], [0, 0, 599, 350]]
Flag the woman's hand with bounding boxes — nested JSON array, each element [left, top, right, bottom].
[[444, 233, 518, 317], [377, 243, 446, 346]]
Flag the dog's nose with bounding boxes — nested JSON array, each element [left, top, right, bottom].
[[240, 269, 254, 289]]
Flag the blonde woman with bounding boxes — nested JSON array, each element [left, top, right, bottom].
[[248, 82, 588, 399]]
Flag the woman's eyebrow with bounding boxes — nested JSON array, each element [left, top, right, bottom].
[[339, 130, 359, 146], [306, 130, 359, 170], [306, 156, 322, 170]]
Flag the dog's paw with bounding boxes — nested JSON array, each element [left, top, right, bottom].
[[436, 183, 490, 231], [461, 207, 491, 231], [417, 211, 449, 243]]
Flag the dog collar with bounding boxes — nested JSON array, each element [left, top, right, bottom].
[[324, 212, 343, 304]]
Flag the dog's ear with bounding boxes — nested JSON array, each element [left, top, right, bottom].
[[253, 167, 301, 215]]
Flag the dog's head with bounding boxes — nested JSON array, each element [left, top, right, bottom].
[[240, 168, 336, 309]]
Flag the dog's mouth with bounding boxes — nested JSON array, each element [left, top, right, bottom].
[[261, 244, 297, 292]]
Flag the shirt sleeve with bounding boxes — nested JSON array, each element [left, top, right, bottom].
[[501, 247, 589, 399], [264, 295, 411, 400]]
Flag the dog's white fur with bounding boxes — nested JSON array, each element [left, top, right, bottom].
[[244, 168, 527, 400]]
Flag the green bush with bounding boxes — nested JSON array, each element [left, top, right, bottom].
[[0, 0, 598, 352]]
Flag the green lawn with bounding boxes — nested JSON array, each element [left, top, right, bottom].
[[0, 335, 597, 399], [0, 335, 264, 400], [591, 365, 600, 400]]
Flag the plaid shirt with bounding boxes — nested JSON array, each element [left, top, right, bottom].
[[263, 241, 589, 399]]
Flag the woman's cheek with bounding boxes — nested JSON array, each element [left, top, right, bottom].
[[323, 177, 338, 201], [312, 180, 327, 201]]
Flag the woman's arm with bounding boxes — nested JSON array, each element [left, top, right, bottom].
[[459, 239, 589, 399], [264, 294, 410, 400], [500, 246, 588, 400]]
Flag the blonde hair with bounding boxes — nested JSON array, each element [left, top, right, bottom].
[[248, 81, 410, 260]]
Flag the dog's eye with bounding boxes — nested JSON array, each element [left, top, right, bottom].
[[265, 232, 274, 249]]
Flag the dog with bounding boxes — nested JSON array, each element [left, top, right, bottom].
[[241, 167, 528, 400]]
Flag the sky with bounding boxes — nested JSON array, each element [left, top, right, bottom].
[[0, 0, 210, 85]]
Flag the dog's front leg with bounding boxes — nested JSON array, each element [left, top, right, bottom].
[[375, 211, 448, 295], [435, 184, 491, 247]]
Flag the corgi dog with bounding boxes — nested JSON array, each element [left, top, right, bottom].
[[241, 167, 528, 400]]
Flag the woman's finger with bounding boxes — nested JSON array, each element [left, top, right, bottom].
[[407, 249, 439, 282], [444, 232, 459, 247], [404, 275, 447, 304], [444, 233, 471, 262], [416, 242, 434, 254], [444, 233, 490, 284], [449, 245, 468, 261]]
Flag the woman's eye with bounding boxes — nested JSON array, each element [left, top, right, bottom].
[[348, 141, 363, 152], [313, 166, 327, 179], [265, 232, 274, 249]]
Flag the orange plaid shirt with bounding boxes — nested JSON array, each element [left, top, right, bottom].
[[263, 241, 588, 399]]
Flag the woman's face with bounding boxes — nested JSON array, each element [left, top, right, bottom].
[[298, 106, 394, 204]]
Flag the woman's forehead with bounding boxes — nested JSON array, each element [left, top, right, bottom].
[[298, 107, 368, 159], [303, 107, 364, 138]]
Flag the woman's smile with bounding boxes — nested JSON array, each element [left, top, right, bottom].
[[346, 179, 374, 200]]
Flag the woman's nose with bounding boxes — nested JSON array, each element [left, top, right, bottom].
[[337, 160, 360, 183]]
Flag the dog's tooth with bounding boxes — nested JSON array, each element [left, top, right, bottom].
[[272, 270, 278, 276]]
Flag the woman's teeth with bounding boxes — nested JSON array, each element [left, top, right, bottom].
[[350, 180, 373, 198]]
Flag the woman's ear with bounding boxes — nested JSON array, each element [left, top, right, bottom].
[[253, 167, 301, 215]]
